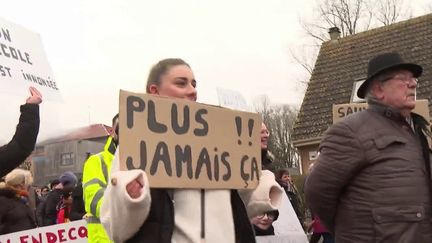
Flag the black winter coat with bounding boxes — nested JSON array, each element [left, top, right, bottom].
[[0, 104, 40, 177], [69, 182, 85, 221], [0, 188, 36, 234], [42, 188, 63, 226], [305, 102, 432, 243]]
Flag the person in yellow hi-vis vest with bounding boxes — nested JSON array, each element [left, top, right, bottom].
[[83, 114, 118, 242]]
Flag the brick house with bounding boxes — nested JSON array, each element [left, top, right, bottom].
[[292, 14, 432, 174]]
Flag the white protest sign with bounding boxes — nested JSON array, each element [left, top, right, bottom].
[[256, 235, 308, 243], [0, 220, 88, 243], [0, 16, 61, 101], [272, 192, 308, 242], [217, 87, 249, 111]]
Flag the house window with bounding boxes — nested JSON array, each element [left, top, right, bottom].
[[60, 153, 75, 166], [309, 151, 318, 161], [351, 79, 366, 103]]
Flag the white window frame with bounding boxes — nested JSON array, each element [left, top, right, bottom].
[[60, 152, 75, 166], [351, 78, 366, 103]]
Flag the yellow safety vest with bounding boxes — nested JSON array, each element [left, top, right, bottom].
[[82, 136, 116, 243]]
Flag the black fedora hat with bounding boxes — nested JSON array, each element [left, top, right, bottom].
[[357, 52, 422, 98]]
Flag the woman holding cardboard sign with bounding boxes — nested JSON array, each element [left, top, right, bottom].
[[101, 58, 283, 243]]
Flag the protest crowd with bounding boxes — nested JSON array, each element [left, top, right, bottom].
[[1, 12, 432, 243], [0, 61, 304, 243]]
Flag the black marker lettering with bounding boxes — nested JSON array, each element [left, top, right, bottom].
[[175, 145, 193, 179], [126, 96, 145, 128], [148, 100, 168, 133], [150, 142, 172, 176], [195, 148, 212, 180], [194, 109, 208, 136], [221, 152, 231, 181], [240, 155, 250, 181], [171, 104, 190, 135], [250, 157, 259, 181], [126, 141, 147, 170]]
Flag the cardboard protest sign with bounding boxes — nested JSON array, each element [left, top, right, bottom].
[[119, 90, 262, 189], [0, 220, 87, 243], [0, 16, 61, 101], [333, 99, 430, 124]]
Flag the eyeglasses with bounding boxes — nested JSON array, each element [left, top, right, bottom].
[[257, 212, 276, 220], [381, 75, 418, 84]]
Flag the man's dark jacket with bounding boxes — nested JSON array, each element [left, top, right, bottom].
[[305, 102, 432, 243]]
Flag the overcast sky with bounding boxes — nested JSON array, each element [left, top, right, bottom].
[[1, 0, 430, 142]]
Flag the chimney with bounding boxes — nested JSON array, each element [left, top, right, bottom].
[[329, 27, 341, 40]]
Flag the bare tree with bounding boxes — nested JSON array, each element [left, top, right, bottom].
[[301, 0, 373, 43], [289, 46, 317, 77], [292, 0, 409, 83], [289, 44, 321, 87], [319, 0, 370, 36], [254, 96, 300, 170], [268, 105, 299, 169], [292, 0, 371, 86], [253, 95, 272, 124], [368, 0, 411, 26]]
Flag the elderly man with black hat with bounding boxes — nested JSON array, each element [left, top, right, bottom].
[[305, 52, 432, 243]]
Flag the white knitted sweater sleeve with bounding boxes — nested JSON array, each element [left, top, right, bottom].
[[101, 149, 151, 243], [238, 169, 283, 218]]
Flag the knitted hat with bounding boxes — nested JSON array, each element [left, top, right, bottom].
[[357, 52, 422, 98], [59, 171, 77, 186], [5, 169, 33, 187]]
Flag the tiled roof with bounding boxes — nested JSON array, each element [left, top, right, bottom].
[[38, 124, 112, 145], [292, 14, 432, 142]]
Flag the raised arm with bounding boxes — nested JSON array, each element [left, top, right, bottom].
[[0, 87, 42, 177]]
